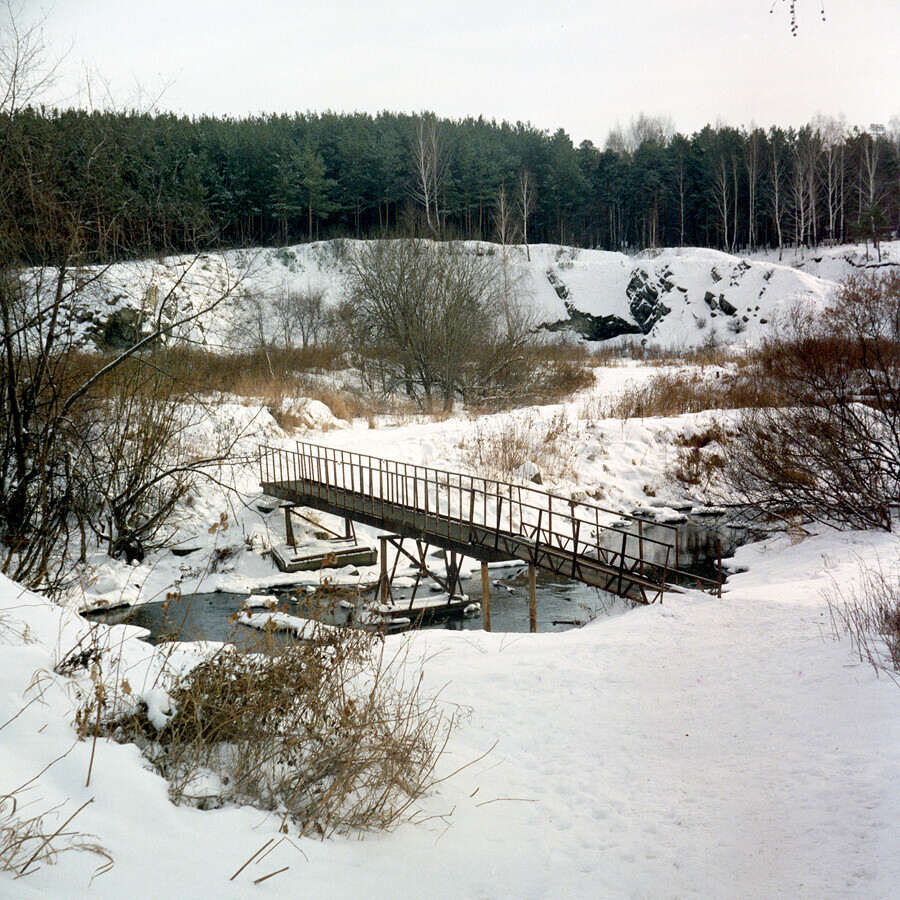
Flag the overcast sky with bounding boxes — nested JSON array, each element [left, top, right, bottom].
[[23, 0, 900, 145]]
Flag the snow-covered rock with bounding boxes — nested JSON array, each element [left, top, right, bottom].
[[25, 238, 880, 354]]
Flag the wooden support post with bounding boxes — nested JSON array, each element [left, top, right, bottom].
[[716, 538, 723, 598], [528, 563, 537, 633], [638, 518, 644, 579], [284, 506, 296, 549], [344, 518, 354, 540], [616, 531, 628, 597], [481, 562, 491, 632], [379, 536, 389, 605], [449, 550, 458, 601]]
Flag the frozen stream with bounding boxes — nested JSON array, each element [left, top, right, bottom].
[[87, 515, 756, 644]]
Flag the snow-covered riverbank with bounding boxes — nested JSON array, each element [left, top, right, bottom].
[[4, 241, 900, 898], [3, 524, 899, 898]]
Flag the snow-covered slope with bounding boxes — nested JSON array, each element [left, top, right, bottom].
[[752, 239, 900, 284], [528, 244, 831, 345], [52, 240, 846, 352]]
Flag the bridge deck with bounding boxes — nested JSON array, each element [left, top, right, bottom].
[[260, 442, 721, 604]]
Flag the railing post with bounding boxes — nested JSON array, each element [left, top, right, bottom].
[[716, 537, 723, 598], [639, 518, 644, 580], [572, 516, 580, 574], [379, 536, 390, 605]]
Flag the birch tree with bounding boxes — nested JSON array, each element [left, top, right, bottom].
[[411, 116, 446, 238], [767, 128, 790, 258], [712, 154, 733, 252], [517, 168, 535, 261], [814, 115, 847, 243], [744, 128, 763, 251]]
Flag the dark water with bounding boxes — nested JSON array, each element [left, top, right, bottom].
[[85, 515, 757, 643], [88, 588, 356, 649]]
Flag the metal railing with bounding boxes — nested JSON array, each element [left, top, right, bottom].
[[259, 441, 723, 596]]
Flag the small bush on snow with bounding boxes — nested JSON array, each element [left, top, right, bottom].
[[826, 559, 900, 682], [77, 610, 453, 836]]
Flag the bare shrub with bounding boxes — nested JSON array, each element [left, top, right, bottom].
[[272, 286, 327, 349], [727, 272, 900, 530], [826, 559, 900, 681], [670, 445, 726, 487], [460, 409, 581, 483], [72, 354, 232, 563], [470, 341, 596, 412], [342, 240, 537, 410], [669, 421, 730, 487], [87, 626, 451, 836], [594, 368, 769, 420], [225, 288, 273, 352]]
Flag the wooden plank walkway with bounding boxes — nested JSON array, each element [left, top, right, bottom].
[[260, 442, 722, 604]]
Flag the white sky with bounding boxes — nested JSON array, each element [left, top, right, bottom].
[[24, 0, 900, 145]]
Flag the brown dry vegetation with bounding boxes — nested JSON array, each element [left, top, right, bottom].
[[827, 560, 900, 681], [725, 271, 900, 531], [590, 367, 773, 421], [116, 342, 598, 421], [72, 607, 452, 837], [585, 340, 748, 369], [461, 408, 581, 483]]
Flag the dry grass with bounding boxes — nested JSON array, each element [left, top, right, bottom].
[[826, 559, 900, 682], [1, 789, 112, 879], [584, 340, 748, 369], [589, 368, 772, 421], [77, 615, 452, 837], [1, 672, 113, 879], [668, 420, 731, 488], [460, 409, 582, 484]]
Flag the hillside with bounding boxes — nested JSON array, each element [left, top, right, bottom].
[[54, 239, 878, 353]]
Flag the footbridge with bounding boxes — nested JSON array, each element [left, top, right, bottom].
[[259, 442, 722, 621]]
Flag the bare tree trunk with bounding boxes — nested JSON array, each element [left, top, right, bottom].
[[713, 156, 731, 251], [768, 140, 786, 260], [517, 168, 535, 261], [411, 117, 445, 238], [744, 130, 761, 251]]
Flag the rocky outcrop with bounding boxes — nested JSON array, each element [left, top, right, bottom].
[[559, 305, 642, 341], [626, 267, 673, 334]]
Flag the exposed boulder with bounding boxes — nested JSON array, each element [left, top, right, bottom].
[[627, 268, 672, 333], [546, 267, 570, 300], [559, 304, 642, 341]]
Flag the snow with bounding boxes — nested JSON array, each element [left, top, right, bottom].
[[3, 240, 900, 897], [238, 607, 341, 638], [48, 239, 900, 355], [751, 241, 900, 284], [3, 528, 900, 898]]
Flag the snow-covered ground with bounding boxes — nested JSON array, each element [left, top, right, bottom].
[[58, 239, 900, 353], [4, 242, 900, 898], [3, 526, 900, 898]]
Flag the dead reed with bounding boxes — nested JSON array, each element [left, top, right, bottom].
[[589, 368, 772, 421], [826, 560, 900, 682], [77, 616, 452, 836]]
